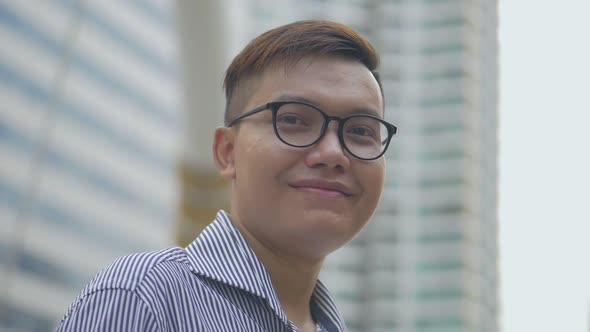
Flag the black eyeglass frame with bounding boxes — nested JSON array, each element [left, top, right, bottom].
[[227, 101, 398, 160]]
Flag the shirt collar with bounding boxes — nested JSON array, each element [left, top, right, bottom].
[[184, 210, 347, 331]]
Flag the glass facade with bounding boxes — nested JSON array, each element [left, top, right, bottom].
[[0, 1, 181, 330], [0, 1, 497, 331], [236, 1, 499, 331]]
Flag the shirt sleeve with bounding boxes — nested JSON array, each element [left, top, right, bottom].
[[56, 288, 159, 332]]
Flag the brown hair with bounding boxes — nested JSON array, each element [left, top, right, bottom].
[[223, 19, 382, 125]]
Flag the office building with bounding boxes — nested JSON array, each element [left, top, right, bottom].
[[229, 1, 500, 331], [0, 2, 180, 330], [0, 1, 499, 331]]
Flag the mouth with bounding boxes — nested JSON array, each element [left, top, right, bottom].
[[288, 179, 353, 198]]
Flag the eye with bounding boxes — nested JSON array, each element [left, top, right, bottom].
[[347, 126, 375, 137], [277, 113, 306, 126]]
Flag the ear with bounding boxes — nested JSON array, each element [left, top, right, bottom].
[[212, 127, 236, 180]]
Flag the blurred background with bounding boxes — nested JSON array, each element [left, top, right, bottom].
[[0, 0, 588, 331]]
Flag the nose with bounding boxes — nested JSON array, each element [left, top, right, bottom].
[[304, 121, 350, 170]]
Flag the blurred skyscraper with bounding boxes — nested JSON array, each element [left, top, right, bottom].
[[219, 1, 500, 331], [0, 1, 498, 331], [0, 1, 180, 330]]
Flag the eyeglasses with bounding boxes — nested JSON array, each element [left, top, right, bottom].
[[227, 101, 397, 160]]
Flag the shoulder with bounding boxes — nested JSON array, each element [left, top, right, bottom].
[[81, 247, 189, 296], [58, 247, 190, 331]]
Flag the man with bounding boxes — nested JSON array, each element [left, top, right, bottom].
[[57, 19, 397, 332]]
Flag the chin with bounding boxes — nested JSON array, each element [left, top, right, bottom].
[[301, 213, 361, 241], [298, 209, 346, 226]]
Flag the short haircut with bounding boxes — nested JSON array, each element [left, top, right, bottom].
[[223, 19, 382, 125]]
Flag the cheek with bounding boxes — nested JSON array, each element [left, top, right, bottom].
[[236, 131, 270, 168], [235, 135, 295, 184], [358, 163, 385, 205]]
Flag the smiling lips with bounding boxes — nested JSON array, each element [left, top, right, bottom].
[[288, 179, 353, 198]]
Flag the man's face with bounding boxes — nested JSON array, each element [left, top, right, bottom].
[[223, 56, 385, 260]]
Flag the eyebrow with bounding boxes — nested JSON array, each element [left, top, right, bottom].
[[274, 94, 383, 118]]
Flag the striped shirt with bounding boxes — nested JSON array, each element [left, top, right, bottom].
[[56, 210, 347, 331]]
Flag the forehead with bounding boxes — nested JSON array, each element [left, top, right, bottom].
[[248, 56, 383, 116]]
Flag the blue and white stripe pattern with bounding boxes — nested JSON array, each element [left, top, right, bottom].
[[56, 210, 346, 331]]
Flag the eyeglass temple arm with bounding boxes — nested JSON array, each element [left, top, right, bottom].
[[227, 103, 273, 127]]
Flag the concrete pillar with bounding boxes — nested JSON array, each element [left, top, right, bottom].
[[176, 0, 234, 246]]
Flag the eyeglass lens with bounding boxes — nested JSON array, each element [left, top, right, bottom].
[[274, 103, 388, 159]]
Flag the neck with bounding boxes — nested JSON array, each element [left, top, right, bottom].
[[234, 220, 323, 329], [265, 249, 323, 328]]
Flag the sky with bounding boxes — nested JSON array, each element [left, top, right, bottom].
[[499, 1, 590, 331]]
